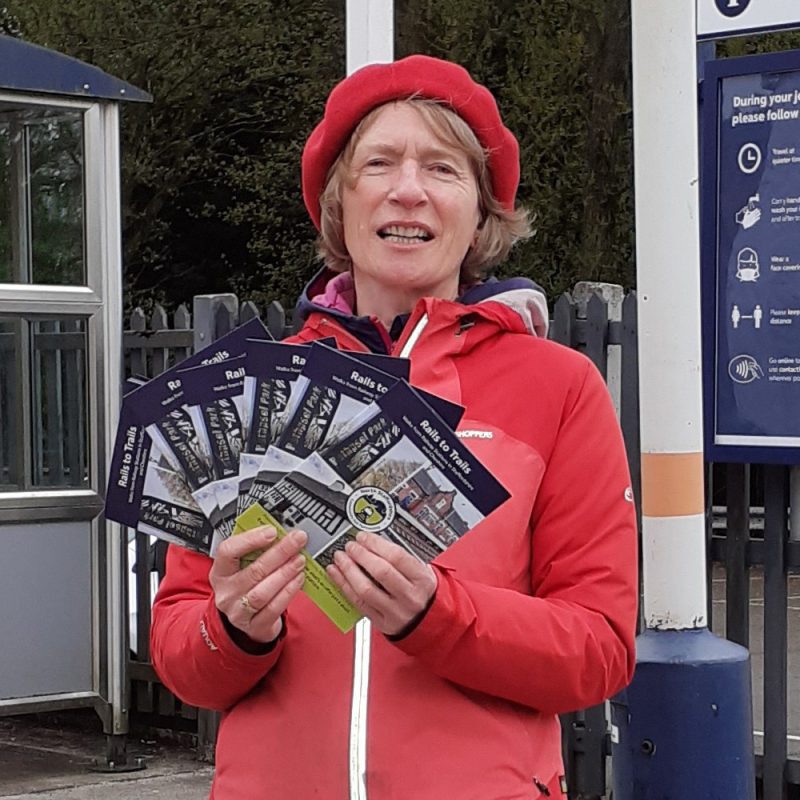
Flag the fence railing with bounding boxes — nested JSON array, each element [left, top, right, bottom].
[[119, 287, 794, 799], [708, 464, 798, 798]]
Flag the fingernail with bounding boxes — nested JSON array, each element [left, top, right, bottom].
[[344, 540, 356, 553], [261, 525, 277, 537], [355, 531, 367, 543], [293, 555, 305, 569], [290, 529, 306, 545]]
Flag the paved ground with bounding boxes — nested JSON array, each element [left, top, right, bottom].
[[0, 715, 212, 799]]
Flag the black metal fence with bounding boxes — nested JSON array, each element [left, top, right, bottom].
[[709, 464, 798, 799], [120, 288, 796, 798]]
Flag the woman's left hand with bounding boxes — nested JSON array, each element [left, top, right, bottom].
[[326, 532, 438, 636]]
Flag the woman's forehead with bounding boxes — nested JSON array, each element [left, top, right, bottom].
[[351, 102, 470, 160]]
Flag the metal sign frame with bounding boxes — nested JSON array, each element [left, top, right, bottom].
[[701, 48, 800, 464], [698, 0, 800, 41]]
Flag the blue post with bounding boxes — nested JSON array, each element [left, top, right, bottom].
[[627, 0, 755, 794], [612, 629, 754, 799]]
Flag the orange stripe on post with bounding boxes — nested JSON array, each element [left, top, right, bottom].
[[641, 452, 705, 517]]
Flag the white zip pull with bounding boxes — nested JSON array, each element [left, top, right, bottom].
[[399, 313, 429, 358]]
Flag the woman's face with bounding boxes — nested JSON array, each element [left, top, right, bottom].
[[341, 103, 481, 300]]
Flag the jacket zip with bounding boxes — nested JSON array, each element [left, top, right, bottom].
[[348, 312, 430, 800]]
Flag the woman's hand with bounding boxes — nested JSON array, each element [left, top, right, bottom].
[[210, 526, 307, 644], [326, 532, 438, 636]]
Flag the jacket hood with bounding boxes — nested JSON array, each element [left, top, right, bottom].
[[295, 268, 549, 350]]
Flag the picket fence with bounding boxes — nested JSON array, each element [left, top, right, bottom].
[[120, 288, 796, 799]]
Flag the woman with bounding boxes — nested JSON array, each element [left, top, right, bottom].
[[151, 55, 638, 799]]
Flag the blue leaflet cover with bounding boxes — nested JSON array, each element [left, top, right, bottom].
[[237, 340, 318, 517], [276, 342, 411, 457], [177, 356, 248, 549], [104, 318, 270, 553], [105, 381, 212, 552], [242, 344, 410, 515]]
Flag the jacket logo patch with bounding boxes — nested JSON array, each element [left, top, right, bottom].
[[456, 429, 493, 440], [200, 618, 219, 651], [624, 486, 634, 503]]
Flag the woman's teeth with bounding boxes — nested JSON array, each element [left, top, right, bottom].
[[378, 225, 432, 243]]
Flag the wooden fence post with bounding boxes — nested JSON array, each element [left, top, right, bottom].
[[193, 294, 239, 354], [573, 282, 624, 408], [190, 293, 238, 762]]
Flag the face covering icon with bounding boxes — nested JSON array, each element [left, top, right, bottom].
[[735, 247, 760, 282]]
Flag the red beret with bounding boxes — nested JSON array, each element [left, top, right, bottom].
[[301, 54, 520, 229]]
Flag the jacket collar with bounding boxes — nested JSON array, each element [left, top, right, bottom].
[[295, 267, 549, 353]]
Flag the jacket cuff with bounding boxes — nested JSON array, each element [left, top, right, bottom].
[[388, 566, 472, 661], [385, 590, 437, 642], [220, 611, 286, 655], [199, 596, 286, 668]]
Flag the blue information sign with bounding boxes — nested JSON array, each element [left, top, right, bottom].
[[702, 51, 800, 463]]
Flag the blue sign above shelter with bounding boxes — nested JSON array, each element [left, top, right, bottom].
[[702, 50, 800, 464], [0, 35, 151, 103]]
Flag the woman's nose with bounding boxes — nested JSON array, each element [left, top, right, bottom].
[[388, 161, 426, 207]]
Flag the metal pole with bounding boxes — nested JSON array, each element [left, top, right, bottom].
[[612, 1, 755, 796], [346, 0, 393, 75]]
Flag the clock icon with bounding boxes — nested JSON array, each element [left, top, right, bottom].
[[738, 143, 761, 174]]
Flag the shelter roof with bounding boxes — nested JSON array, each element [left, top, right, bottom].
[[0, 35, 152, 103]]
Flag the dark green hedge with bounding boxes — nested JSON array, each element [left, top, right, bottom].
[[10, 0, 638, 311]]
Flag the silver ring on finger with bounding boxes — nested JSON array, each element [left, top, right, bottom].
[[240, 594, 256, 617]]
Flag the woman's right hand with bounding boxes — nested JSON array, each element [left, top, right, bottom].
[[209, 526, 308, 644]]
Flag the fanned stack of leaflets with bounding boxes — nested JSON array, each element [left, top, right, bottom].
[[106, 321, 510, 632]]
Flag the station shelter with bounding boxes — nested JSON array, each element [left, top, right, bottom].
[[0, 35, 150, 758]]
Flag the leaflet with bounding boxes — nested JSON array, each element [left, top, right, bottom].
[[237, 340, 317, 519], [105, 318, 270, 551], [105, 383, 213, 552], [178, 355, 248, 550], [234, 380, 509, 630], [126, 318, 271, 492], [240, 344, 411, 516], [276, 342, 410, 456]]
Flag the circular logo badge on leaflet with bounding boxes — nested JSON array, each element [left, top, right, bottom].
[[346, 487, 396, 532], [715, 0, 750, 17]]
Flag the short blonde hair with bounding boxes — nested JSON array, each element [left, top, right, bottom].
[[317, 98, 531, 284]]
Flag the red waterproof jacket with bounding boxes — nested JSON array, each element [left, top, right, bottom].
[[151, 277, 638, 800]]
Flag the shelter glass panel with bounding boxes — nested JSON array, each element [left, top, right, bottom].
[[31, 318, 88, 487], [0, 104, 85, 285], [0, 315, 88, 491], [0, 318, 20, 489]]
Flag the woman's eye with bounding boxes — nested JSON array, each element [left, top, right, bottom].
[[365, 158, 389, 168], [431, 163, 457, 176]]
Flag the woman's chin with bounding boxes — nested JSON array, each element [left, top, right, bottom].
[[353, 261, 460, 300]]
